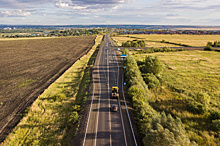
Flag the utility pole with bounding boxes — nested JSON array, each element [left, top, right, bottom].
[[106, 12, 109, 32]]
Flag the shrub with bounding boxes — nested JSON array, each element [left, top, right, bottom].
[[186, 101, 206, 114], [206, 41, 212, 46], [142, 56, 162, 76], [143, 123, 177, 146], [51, 93, 66, 101], [123, 48, 195, 145], [161, 40, 166, 43], [122, 40, 146, 47], [70, 111, 79, 124], [209, 110, 220, 121], [138, 40, 146, 47], [162, 47, 172, 52], [213, 41, 220, 47], [144, 73, 161, 89], [210, 120, 220, 131], [204, 46, 214, 51], [143, 113, 196, 146], [177, 48, 186, 51], [194, 91, 210, 105]]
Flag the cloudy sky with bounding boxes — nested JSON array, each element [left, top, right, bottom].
[[0, 0, 220, 25]]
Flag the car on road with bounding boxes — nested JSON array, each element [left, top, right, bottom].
[[111, 104, 118, 112]]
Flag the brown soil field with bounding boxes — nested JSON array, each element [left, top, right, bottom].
[[0, 36, 95, 142]]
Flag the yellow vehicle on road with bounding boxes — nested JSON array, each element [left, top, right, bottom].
[[112, 87, 119, 99]]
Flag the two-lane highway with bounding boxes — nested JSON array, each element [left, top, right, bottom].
[[83, 34, 134, 146]]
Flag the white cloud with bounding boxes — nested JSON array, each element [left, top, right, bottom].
[[0, 10, 31, 17], [55, 1, 69, 8], [0, 0, 220, 25], [54, 0, 132, 11]]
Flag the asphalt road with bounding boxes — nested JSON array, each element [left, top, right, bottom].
[[83, 34, 136, 146]]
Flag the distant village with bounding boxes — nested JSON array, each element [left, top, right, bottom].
[[0, 27, 106, 38], [117, 29, 220, 35]]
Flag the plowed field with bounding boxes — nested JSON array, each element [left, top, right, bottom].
[[0, 36, 95, 142]]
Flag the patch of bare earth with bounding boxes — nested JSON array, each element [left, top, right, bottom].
[[0, 36, 95, 142]]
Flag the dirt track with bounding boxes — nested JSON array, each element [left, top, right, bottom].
[[0, 36, 95, 142]]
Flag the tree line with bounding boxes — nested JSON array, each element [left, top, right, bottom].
[[122, 40, 146, 47], [122, 48, 197, 146]]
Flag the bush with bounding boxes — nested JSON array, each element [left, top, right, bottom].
[[204, 46, 214, 51], [176, 48, 186, 51], [209, 110, 220, 121], [206, 41, 212, 46], [143, 113, 196, 146], [123, 48, 195, 145], [211, 41, 220, 47], [186, 101, 206, 114], [138, 40, 146, 47], [144, 73, 160, 89], [142, 56, 162, 76], [122, 40, 146, 47], [210, 120, 220, 131], [143, 123, 177, 146], [135, 47, 185, 54], [161, 40, 166, 43], [162, 47, 172, 52], [70, 111, 79, 124], [194, 91, 210, 105], [51, 93, 66, 101]]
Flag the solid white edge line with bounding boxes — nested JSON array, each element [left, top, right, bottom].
[[94, 39, 103, 146], [83, 41, 102, 146], [107, 47, 112, 146], [122, 72, 138, 146], [83, 73, 94, 146], [113, 46, 127, 146]]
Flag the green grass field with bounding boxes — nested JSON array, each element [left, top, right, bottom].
[[112, 34, 220, 47], [131, 50, 220, 145], [2, 35, 103, 145]]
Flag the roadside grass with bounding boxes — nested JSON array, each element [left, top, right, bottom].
[[112, 34, 220, 47], [2, 35, 103, 145], [132, 50, 220, 145]]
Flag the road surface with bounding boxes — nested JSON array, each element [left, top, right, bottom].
[[83, 34, 136, 146]]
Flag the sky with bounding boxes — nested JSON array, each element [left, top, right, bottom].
[[0, 0, 220, 25]]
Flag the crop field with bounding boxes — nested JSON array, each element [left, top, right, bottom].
[[112, 34, 220, 47], [131, 50, 220, 145], [2, 35, 103, 145], [0, 36, 95, 141]]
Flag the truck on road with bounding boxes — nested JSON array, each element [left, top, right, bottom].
[[112, 87, 119, 99]]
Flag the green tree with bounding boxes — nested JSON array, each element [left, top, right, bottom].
[[144, 73, 160, 89], [142, 56, 162, 76], [143, 123, 177, 146], [206, 41, 212, 46]]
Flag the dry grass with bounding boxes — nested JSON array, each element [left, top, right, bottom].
[[132, 50, 220, 145], [112, 34, 220, 47]]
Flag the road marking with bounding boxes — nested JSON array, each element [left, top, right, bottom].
[[112, 46, 127, 146], [94, 40, 103, 146], [107, 42, 112, 146], [122, 72, 138, 146], [112, 40, 138, 145], [83, 74, 95, 146]]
